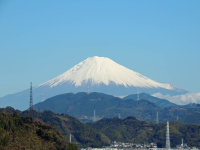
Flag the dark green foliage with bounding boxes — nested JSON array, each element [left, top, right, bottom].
[[67, 143, 79, 150], [18, 108, 110, 148], [0, 111, 78, 150], [0, 127, 9, 146], [38, 111, 110, 147], [34, 92, 200, 124], [34, 92, 162, 122], [89, 117, 200, 148], [1, 106, 200, 148]]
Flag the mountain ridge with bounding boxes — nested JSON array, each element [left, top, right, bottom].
[[2, 107, 200, 148], [0, 56, 187, 110], [34, 92, 200, 124], [40, 56, 175, 89], [124, 93, 177, 108]]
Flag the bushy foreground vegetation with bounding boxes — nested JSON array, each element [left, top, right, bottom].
[[21, 110, 110, 148], [1, 107, 200, 148], [0, 111, 77, 150]]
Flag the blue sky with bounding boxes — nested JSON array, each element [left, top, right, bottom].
[[0, 0, 200, 97]]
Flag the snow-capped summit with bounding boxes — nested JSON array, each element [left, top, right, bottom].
[[0, 56, 186, 110], [41, 56, 174, 90]]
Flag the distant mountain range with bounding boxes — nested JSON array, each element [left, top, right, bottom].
[[34, 92, 162, 122], [0, 56, 186, 110], [34, 92, 200, 124], [1, 107, 200, 148]]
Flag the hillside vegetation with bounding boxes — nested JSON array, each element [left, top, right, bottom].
[[0, 111, 77, 150], [21, 110, 110, 148], [1, 106, 200, 148], [34, 92, 200, 124], [89, 117, 200, 148], [39, 111, 110, 147]]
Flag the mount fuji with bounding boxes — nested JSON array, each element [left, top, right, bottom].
[[0, 56, 186, 110]]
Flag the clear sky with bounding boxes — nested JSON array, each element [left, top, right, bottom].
[[0, 0, 200, 97]]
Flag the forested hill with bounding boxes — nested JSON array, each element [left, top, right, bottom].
[[89, 117, 200, 148], [1, 107, 200, 148], [21, 110, 110, 148], [34, 92, 200, 124], [0, 111, 77, 150]]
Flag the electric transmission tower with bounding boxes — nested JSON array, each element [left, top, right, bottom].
[[156, 112, 159, 124], [69, 133, 72, 143], [137, 89, 140, 103], [118, 113, 121, 119], [166, 120, 171, 150], [177, 115, 179, 121], [42, 92, 45, 102], [87, 86, 90, 95], [93, 109, 96, 122], [29, 82, 33, 119]]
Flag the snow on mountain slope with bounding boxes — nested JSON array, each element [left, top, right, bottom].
[[40, 56, 174, 90], [0, 56, 187, 110]]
